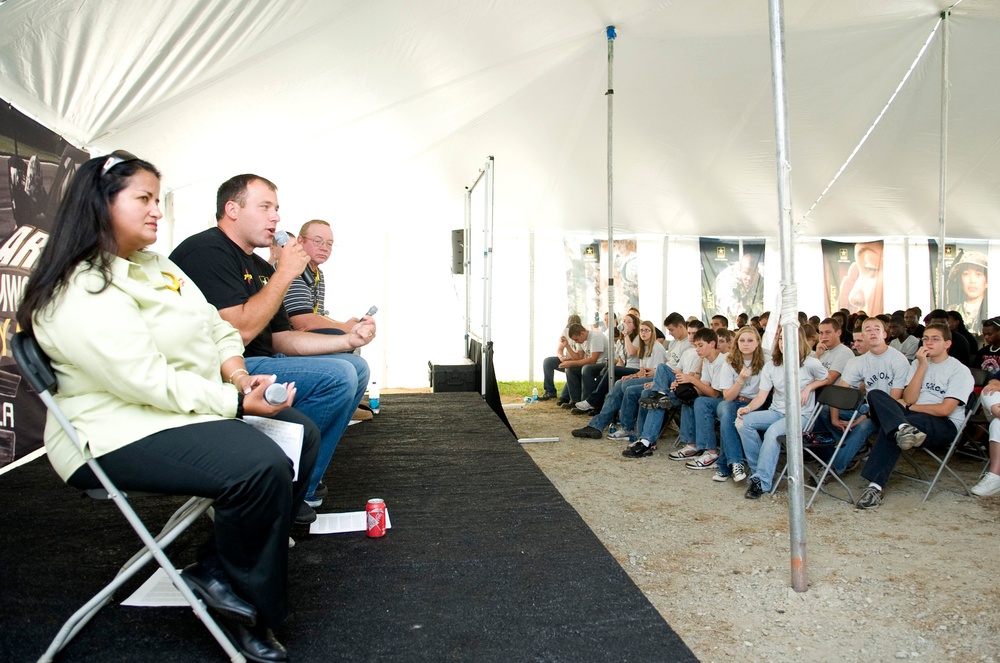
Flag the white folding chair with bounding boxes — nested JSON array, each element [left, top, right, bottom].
[[895, 387, 983, 502], [772, 385, 866, 507], [12, 331, 245, 663]]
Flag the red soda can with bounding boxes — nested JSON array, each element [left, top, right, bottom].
[[366, 498, 387, 537]]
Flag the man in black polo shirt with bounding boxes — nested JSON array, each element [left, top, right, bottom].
[[171, 174, 375, 521]]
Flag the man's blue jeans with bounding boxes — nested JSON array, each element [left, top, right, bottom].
[[636, 365, 692, 444], [692, 396, 723, 452], [815, 403, 876, 474], [587, 377, 646, 433], [739, 409, 808, 491], [246, 353, 368, 498]]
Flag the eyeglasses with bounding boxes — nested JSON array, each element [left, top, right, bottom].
[[101, 150, 139, 177], [301, 235, 334, 249]]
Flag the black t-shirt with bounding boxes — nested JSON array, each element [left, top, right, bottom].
[[169, 227, 291, 357]]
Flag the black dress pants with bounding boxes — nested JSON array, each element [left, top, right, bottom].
[[68, 408, 320, 627]]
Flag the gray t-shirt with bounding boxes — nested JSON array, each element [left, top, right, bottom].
[[759, 356, 829, 416], [840, 346, 911, 395], [584, 331, 608, 358], [906, 356, 975, 430], [814, 343, 854, 378], [717, 356, 761, 399]]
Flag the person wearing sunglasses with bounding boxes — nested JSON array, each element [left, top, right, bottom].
[[18, 152, 319, 662]]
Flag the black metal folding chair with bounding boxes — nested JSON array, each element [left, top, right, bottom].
[[12, 331, 245, 663], [895, 387, 983, 502], [771, 385, 866, 507]]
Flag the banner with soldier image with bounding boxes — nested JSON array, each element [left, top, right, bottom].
[[929, 240, 990, 335], [821, 240, 884, 316], [564, 238, 638, 330], [699, 239, 764, 324], [0, 101, 89, 468]]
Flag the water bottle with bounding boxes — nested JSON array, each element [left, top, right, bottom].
[[609, 422, 617, 435], [531, 387, 538, 402], [369, 381, 380, 414]]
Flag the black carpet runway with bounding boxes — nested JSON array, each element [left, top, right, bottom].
[[0, 393, 696, 662]]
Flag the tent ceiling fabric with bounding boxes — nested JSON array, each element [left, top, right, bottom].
[[1, 0, 999, 239]]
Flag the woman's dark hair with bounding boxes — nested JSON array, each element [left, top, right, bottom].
[[17, 152, 160, 333]]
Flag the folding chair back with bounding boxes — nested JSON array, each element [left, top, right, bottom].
[[896, 387, 983, 502], [12, 331, 243, 663], [772, 385, 866, 507]]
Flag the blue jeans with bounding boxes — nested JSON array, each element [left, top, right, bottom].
[[587, 378, 647, 432], [637, 364, 689, 443], [692, 396, 723, 452], [566, 363, 604, 402], [815, 403, 876, 474], [542, 356, 563, 396], [246, 352, 367, 498], [587, 366, 639, 408], [739, 409, 809, 491], [861, 389, 957, 488], [717, 398, 752, 470]]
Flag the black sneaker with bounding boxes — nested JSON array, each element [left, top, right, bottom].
[[744, 477, 764, 499], [856, 485, 883, 510], [622, 441, 653, 458], [638, 391, 668, 409], [295, 502, 317, 525], [537, 392, 557, 401], [571, 426, 603, 439], [571, 407, 595, 416]]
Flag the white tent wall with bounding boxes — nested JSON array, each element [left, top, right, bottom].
[[3, 1, 1000, 387]]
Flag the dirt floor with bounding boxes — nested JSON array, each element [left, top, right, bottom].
[[502, 396, 1000, 663]]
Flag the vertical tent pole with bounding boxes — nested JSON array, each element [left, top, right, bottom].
[[767, 0, 808, 593], [605, 26, 617, 395], [529, 230, 535, 384], [937, 9, 951, 307], [464, 188, 472, 356], [482, 157, 495, 396]]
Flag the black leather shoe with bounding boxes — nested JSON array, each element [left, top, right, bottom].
[[220, 622, 289, 663], [181, 563, 257, 626]]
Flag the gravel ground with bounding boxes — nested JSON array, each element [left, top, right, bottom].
[[505, 398, 1000, 663]]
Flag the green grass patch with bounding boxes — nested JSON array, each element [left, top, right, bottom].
[[497, 380, 562, 397]]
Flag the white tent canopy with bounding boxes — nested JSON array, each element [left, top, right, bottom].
[[2, 0, 998, 385]]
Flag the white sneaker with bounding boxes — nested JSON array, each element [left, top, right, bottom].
[[970, 472, 1000, 497], [575, 400, 593, 411], [607, 429, 636, 441], [712, 469, 729, 482], [685, 451, 719, 470], [731, 462, 748, 483]]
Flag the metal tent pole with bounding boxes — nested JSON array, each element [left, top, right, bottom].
[[605, 26, 617, 395], [937, 9, 951, 307], [767, 0, 808, 593]]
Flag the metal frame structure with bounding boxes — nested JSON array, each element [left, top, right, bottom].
[[464, 156, 495, 397]]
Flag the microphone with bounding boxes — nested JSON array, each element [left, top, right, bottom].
[[264, 382, 288, 405], [273, 230, 315, 286]]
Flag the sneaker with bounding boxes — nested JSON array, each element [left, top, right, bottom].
[[895, 424, 927, 450], [712, 469, 730, 482], [304, 482, 328, 507], [607, 429, 636, 441], [667, 444, 699, 461], [856, 485, 883, 509], [571, 426, 603, 439], [571, 407, 595, 416], [295, 502, 317, 525], [575, 400, 594, 411], [970, 472, 1000, 497], [685, 451, 719, 470], [555, 397, 568, 406], [731, 462, 747, 483], [744, 477, 764, 499], [638, 392, 674, 410], [622, 440, 654, 458], [537, 392, 557, 401], [560, 402, 574, 409]]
